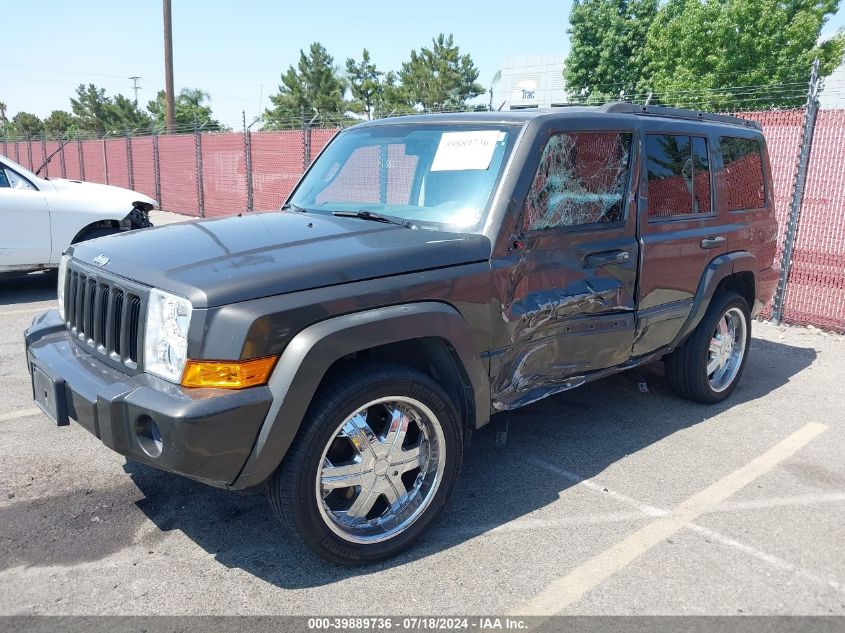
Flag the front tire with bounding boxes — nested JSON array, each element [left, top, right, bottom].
[[267, 362, 463, 564], [665, 291, 751, 403]]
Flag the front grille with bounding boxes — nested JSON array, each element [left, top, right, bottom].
[[64, 263, 146, 369]]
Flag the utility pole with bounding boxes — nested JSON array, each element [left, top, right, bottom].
[[129, 76, 141, 106], [162, 0, 176, 133]]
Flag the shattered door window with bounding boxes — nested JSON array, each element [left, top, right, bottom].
[[524, 132, 632, 231]]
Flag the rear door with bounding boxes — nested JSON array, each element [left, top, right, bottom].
[[493, 124, 641, 408], [633, 128, 728, 355], [0, 163, 52, 268]]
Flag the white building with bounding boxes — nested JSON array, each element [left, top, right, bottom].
[[819, 56, 845, 109], [818, 33, 845, 109], [491, 55, 568, 111]]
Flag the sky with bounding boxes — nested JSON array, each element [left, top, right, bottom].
[[2, 0, 844, 129]]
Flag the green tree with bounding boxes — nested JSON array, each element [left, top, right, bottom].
[[147, 88, 224, 130], [43, 110, 79, 137], [564, 0, 658, 103], [346, 49, 383, 120], [12, 112, 44, 138], [70, 83, 151, 135], [641, 0, 845, 110], [398, 34, 484, 111], [380, 71, 416, 115], [0, 101, 11, 137], [264, 42, 346, 127], [70, 84, 112, 135], [109, 94, 152, 131]]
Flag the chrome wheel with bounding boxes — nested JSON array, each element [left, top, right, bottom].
[[707, 307, 747, 392], [315, 396, 446, 544]]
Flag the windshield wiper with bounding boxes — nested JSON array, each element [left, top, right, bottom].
[[281, 202, 309, 213], [332, 210, 412, 228]]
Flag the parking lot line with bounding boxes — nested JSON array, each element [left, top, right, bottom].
[[527, 456, 669, 518], [523, 457, 845, 597], [722, 491, 845, 511], [509, 422, 828, 616], [0, 408, 41, 423], [685, 522, 844, 594]]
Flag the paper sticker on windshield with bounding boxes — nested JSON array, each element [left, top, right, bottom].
[[431, 131, 501, 171]]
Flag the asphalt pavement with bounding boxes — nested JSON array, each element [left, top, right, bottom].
[[1, 269, 843, 616]]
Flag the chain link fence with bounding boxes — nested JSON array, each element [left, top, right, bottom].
[[2, 92, 844, 332]]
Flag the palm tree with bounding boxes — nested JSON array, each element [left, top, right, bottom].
[[0, 101, 7, 124], [179, 88, 210, 107]]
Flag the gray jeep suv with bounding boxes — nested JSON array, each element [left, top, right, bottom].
[[25, 104, 778, 564]]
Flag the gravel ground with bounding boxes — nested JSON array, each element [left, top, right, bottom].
[[0, 270, 843, 616]]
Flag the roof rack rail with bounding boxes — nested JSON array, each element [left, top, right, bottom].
[[598, 102, 761, 130]]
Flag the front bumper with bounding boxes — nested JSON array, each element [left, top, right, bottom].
[[25, 310, 272, 489]]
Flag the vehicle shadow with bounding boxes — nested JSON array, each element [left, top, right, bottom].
[[0, 270, 57, 305], [123, 335, 816, 588]]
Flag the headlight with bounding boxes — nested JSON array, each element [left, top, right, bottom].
[[143, 288, 193, 383], [57, 254, 70, 321]]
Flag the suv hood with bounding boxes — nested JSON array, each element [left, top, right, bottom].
[[69, 211, 491, 307]]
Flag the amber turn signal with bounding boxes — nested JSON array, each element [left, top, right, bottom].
[[181, 356, 278, 389]]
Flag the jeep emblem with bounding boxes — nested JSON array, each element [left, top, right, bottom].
[[93, 254, 110, 267]]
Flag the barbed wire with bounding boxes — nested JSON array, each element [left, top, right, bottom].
[[3, 80, 843, 143]]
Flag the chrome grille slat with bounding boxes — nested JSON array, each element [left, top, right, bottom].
[[127, 295, 142, 363], [74, 273, 85, 332], [95, 285, 109, 347], [63, 262, 145, 371], [104, 287, 117, 353], [119, 291, 131, 362], [84, 278, 96, 341], [66, 272, 77, 326], [113, 289, 125, 357]]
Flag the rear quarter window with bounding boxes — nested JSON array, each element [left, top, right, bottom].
[[720, 136, 766, 210], [645, 134, 712, 219]]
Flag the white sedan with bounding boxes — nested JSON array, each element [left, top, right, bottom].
[[0, 155, 157, 273]]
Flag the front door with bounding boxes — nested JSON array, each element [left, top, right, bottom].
[[633, 130, 728, 355], [493, 128, 640, 410], [0, 163, 51, 268]]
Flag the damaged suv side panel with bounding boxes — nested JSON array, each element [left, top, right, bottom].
[[488, 118, 642, 410]]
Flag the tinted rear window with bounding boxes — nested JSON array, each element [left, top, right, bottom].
[[645, 134, 712, 218], [720, 136, 766, 210]]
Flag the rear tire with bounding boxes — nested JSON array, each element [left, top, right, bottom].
[[665, 291, 751, 403], [267, 362, 463, 565]]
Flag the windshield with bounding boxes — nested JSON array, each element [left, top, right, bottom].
[[288, 123, 516, 231]]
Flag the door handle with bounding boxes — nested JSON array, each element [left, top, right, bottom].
[[700, 236, 727, 249], [584, 250, 630, 268]]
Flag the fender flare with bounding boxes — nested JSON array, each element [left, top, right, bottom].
[[230, 302, 489, 491], [670, 251, 758, 350]]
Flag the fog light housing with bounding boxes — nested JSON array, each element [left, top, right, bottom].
[[136, 415, 163, 458], [181, 356, 278, 389]]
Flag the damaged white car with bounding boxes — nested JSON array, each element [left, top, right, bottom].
[[0, 154, 156, 273]]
